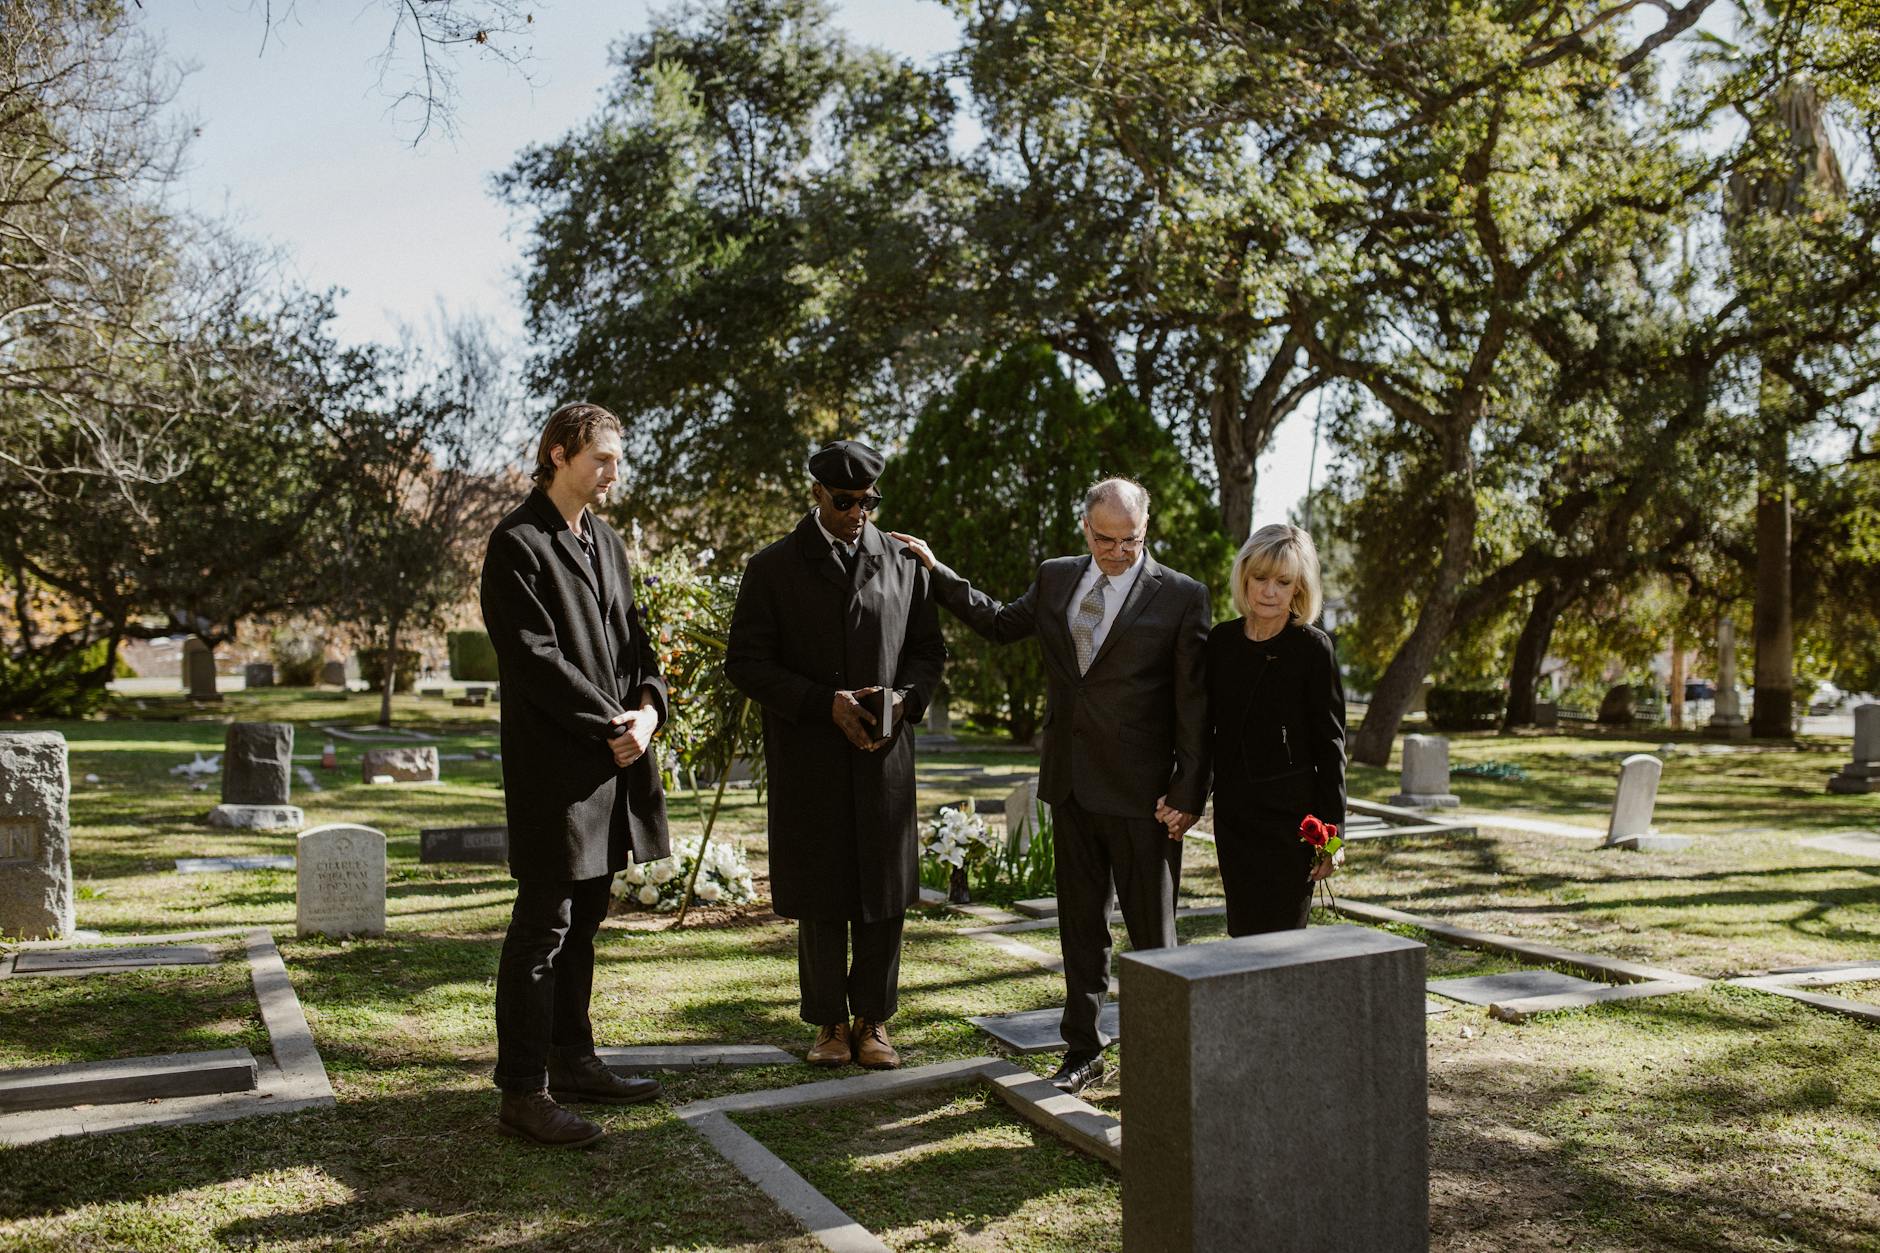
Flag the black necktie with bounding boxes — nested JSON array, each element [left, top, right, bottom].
[[837, 544, 859, 578]]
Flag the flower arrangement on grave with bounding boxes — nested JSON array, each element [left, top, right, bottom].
[[921, 800, 999, 903], [613, 836, 757, 913], [1299, 814, 1344, 909]]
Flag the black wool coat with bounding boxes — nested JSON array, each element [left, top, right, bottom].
[[1205, 618, 1347, 835], [479, 489, 670, 882], [725, 514, 946, 923]]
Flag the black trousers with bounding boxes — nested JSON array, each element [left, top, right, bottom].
[[797, 915, 905, 1025], [492, 875, 612, 1092], [1055, 794, 1181, 1054], [1215, 820, 1314, 937]]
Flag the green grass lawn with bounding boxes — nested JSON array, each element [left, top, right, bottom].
[[0, 696, 1877, 1250]]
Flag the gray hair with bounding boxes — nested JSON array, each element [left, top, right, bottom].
[[1082, 477, 1150, 522]]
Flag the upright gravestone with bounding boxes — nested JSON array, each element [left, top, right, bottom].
[[208, 723, 304, 831], [319, 659, 347, 688], [1604, 754, 1687, 851], [1120, 926, 1428, 1253], [1827, 702, 1880, 794], [296, 824, 387, 938], [1388, 735, 1460, 809], [0, 732, 75, 940], [1004, 776, 1041, 851], [243, 662, 275, 688], [182, 637, 219, 701], [1706, 618, 1748, 740], [359, 746, 440, 784], [920, 691, 958, 748]]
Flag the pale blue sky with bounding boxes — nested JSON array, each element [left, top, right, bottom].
[[140, 0, 1319, 525]]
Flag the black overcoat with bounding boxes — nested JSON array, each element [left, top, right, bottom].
[[479, 489, 670, 882], [725, 514, 946, 923]]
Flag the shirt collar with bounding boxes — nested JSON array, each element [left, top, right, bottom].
[[1080, 548, 1145, 595], [811, 510, 857, 554]]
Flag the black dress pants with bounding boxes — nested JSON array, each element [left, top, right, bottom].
[[797, 915, 905, 1025], [1055, 794, 1181, 1054], [1215, 819, 1314, 936], [493, 875, 612, 1092]]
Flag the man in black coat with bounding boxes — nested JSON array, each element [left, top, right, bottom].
[[726, 440, 946, 1071], [479, 402, 670, 1148], [890, 478, 1210, 1094]]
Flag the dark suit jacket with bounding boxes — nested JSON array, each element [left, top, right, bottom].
[[929, 553, 1210, 818], [479, 488, 669, 882], [726, 514, 946, 922]]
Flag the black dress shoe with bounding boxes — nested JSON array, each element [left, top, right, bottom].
[[547, 1053, 663, 1105], [1049, 1050, 1107, 1095]]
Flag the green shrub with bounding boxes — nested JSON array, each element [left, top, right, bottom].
[[270, 630, 324, 686], [0, 641, 113, 718], [447, 630, 500, 681], [356, 647, 420, 693], [1426, 685, 1503, 730]]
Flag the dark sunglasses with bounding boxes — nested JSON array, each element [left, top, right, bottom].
[[830, 491, 883, 513]]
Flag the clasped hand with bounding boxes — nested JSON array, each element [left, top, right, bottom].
[[833, 687, 897, 752], [1154, 794, 1199, 840], [607, 707, 657, 767]]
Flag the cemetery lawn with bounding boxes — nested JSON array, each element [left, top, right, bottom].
[[0, 699, 1874, 1250]]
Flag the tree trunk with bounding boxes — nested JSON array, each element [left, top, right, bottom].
[[1350, 434, 1478, 766], [1208, 348, 1256, 546], [379, 615, 399, 728], [1502, 582, 1564, 729], [1750, 395, 1794, 739], [1007, 676, 1038, 744], [1668, 633, 1685, 731]]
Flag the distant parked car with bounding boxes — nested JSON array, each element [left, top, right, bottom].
[[1683, 680, 1715, 702]]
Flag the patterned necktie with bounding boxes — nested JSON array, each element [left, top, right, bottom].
[[1071, 575, 1110, 674]]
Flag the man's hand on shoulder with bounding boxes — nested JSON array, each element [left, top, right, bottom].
[[608, 707, 657, 767], [885, 532, 936, 571]]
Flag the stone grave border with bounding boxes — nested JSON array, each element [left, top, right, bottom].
[[0, 926, 335, 1144], [1328, 899, 1709, 1021], [1345, 797, 1479, 840], [675, 1055, 1120, 1253], [1725, 960, 1880, 1027]]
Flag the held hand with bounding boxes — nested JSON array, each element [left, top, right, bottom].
[[1308, 847, 1345, 883], [608, 708, 656, 767], [832, 688, 883, 751], [885, 531, 936, 571], [1155, 794, 1199, 840]]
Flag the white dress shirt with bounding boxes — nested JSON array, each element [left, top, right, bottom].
[[1067, 550, 1145, 659]]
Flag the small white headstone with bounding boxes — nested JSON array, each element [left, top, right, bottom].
[[1389, 735, 1459, 809], [0, 732, 74, 940], [296, 824, 386, 938], [1605, 755, 1664, 846], [1827, 703, 1880, 794], [1004, 776, 1041, 851]]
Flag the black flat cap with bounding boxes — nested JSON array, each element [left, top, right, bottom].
[[809, 439, 885, 489]]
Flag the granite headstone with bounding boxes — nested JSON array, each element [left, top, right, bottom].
[[0, 732, 74, 940], [243, 662, 275, 688], [1120, 926, 1428, 1252], [419, 825, 508, 864], [1827, 702, 1879, 794], [1603, 754, 1686, 850], [296, 824, 387, 938], [1388, 734, 1459, 809], [1004, 776, 1041, 851], [182, 637, 219, 701], [358, 746, 439, 784]]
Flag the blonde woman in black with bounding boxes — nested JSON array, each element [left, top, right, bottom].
[[1192, 524, 1346, 935]]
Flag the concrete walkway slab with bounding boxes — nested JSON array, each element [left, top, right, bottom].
[[597, 1044, 796, 1071], [1429, 970, 1603, 1006], [1797, 832, 1880, 861]]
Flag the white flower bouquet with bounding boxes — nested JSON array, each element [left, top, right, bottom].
[[613, 835, 757, 912], [920, 801, 999, 902]]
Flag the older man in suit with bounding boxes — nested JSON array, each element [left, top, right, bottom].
[[890, 477, 1209, 1093], [480, 401, 670, 1148]]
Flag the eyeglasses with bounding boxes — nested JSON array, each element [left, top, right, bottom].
[[1088, 528, 1146, 553], [830, 492, 883, 513]]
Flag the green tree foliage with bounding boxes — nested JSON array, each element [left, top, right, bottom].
[[879, 344, 1230, 740], [501, 0, 974, 555]]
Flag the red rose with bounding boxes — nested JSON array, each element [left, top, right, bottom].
[[1299, 815, 1329, 848]]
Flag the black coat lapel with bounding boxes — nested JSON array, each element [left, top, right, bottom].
[[793, 513, 852, 592]]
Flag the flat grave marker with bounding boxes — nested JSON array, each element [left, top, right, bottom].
[[12, 945, 218, 974], [418, 825, 508, 864]]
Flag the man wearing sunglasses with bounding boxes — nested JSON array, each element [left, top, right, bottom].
[[726, 439, 946, 1070], [889, 478, 1210, 1096]]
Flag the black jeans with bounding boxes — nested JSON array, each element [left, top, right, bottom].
[[492, 875, 612, 1092], [796, 915, 905, 1025]]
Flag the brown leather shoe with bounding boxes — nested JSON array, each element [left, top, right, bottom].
[[497, 1089, 604, 1148], [548, 1053, 662, 1105], [806, 1021, 852, 1066], [852, 1017, 899, 1069]]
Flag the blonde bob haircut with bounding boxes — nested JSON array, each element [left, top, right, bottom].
[[1230, 524, 1324, 625]]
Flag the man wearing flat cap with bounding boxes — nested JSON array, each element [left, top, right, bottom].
[[726, 439, 946, 1068]]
